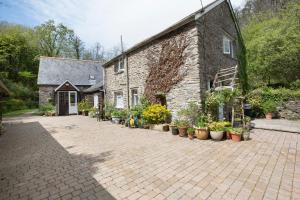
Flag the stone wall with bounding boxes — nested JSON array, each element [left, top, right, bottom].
[[104, 1, 239, 117], [39, 86, 56, 105], [278, 98, 300, 120], [105, 22, 201, 116], [197, 1, 239, 100]]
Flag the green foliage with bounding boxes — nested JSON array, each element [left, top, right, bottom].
[[187, 127, 195, 135], [130, 96, 150, 118], [177, 101, 201, 126], [208, 121, 231, 131], [247, 87, 300, 116], [112, 109, 128, 119], [142, 104, 170, 124], [195, 115, 208, 128], [290, 80, 300, 90], [78, 100, 92, 111], [174, 119, 190, 128], [205, 89, 240, 119], [39, 103, 55, 116], [104, 101, 115, 119], [243, 1, 300, 87], [262, 100, 277, 114]]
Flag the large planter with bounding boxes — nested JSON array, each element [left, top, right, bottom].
[[149, 124, 169, 132], [178, 127, 188, 137], [112, 116, 121, 124], [265, 113, 272, 120], [231, 133, 242, 142], [195, 128, 209, 140], [210, 131, 224, 141], [170, 125, 179, 135]]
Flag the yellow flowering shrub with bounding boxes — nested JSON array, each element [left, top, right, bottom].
[[142, 104, 170, 124]]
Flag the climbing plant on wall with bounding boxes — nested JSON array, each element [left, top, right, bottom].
[[144, 33, 190, 103]]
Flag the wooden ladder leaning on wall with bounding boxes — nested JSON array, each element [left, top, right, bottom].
[[212, 65, 245, 128]]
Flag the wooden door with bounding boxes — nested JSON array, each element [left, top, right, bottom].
[[59, 92, 69, 115]]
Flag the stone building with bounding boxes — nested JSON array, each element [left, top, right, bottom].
[[103, 0, 241, 117], [37, 57, 104, 115]]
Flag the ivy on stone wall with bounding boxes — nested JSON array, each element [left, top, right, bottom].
[[144, 33, 190, 103]]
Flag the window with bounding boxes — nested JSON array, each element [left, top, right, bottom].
[[131, 89, 138, 106], [114, 58, 125, 73], [70, 92, 76, 106], [223, 36, 231, 55], [114, 92, 124, 108]]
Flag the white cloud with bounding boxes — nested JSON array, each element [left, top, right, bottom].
[[21, 0, 245, 49]]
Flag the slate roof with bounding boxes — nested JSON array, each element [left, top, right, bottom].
[[83, 81, 104, 93], [37, 57, 103, 86], [103, 0, 240, 67]]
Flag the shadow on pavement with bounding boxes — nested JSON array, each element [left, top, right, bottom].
[[0, 121, 116, 200]]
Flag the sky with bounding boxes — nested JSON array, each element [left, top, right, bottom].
[[0, 0, 245, 50]]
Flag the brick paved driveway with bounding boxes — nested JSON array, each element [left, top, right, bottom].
[[1, 115, 299, 200]]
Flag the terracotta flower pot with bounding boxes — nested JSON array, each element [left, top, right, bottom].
[[210, 131, 224, 141], [178, 127, 188, 137], [195, 128, 209, 140], [163, 125, 169, 132], [231, 133, 241, 142], [226, 131, 231, 139], [188, 134, 194, 140], [265, 113, 272, 120]]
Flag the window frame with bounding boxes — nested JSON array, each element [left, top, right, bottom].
[[131, 89, 139, 107], [114, 92, 124, 109], [114, 57, 125, 73], [223, 36, 231, 55]]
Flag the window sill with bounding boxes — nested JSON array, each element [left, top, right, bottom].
[[114, 70, 125, 75]]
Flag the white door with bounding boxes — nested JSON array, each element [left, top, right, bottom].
[[69, 91, 78, 114], [94, 95, 99, 108]]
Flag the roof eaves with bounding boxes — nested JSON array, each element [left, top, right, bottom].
[[103, 0, 225, 67]]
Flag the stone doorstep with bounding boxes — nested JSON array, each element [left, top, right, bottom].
[[251, 119, 300, 134]]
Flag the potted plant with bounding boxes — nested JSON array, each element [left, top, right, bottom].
[[176, 120, 190, 137], [242, 117, 251, 141], [230, 128, 243, 142], [142, 104, 170, 131], [111, 110, 122, 124], [224, 127, 233, 139], [194, 115, 209, 140], [262, 100, 277, 120], [208, 121, 230, 141], [170, 121, 179, 135], [187, 128, 195, 140]]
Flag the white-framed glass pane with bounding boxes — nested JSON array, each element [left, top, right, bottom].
[[94, 95, 99, 108], [223, 36, 231, 55], [70, 92, 76, 106], [119, 59, 124, 70], [131, 89, 138, 106], [115, 94, 124, 108]]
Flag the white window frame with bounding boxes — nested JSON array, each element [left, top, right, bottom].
[[223, 36, 231, 55], [114, 92, 124, 109], [131, 89, 139, 107], [114, 58, 125, 73]]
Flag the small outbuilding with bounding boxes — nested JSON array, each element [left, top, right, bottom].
[[37, 57, 104, 116]]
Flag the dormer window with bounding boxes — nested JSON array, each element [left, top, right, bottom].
[[114, 57, 125, 73], [89, 74, 96, 85]]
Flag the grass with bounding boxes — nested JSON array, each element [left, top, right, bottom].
[[3, 109, 39, 118]]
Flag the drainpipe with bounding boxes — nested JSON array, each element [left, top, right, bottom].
[[126, 55, 130, 109]]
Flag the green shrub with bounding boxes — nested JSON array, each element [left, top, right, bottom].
[[208, 121, 231, 131], [177, 101, 201, 126], [78, 99, 92, 112], [142, 104, 170, 124], [290, 80, 300, 90], [174, 119, 190, 128], [262, 100, 277, 114], [39, 103, 55, 116], [4, 98, 26, 112], [195, 115, 208, 128], [104, 101, 115, 119]]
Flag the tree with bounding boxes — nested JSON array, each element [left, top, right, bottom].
[[243, 1, 300, 87], [35, 20, 75, 57], [71, 36, 84, 59]]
